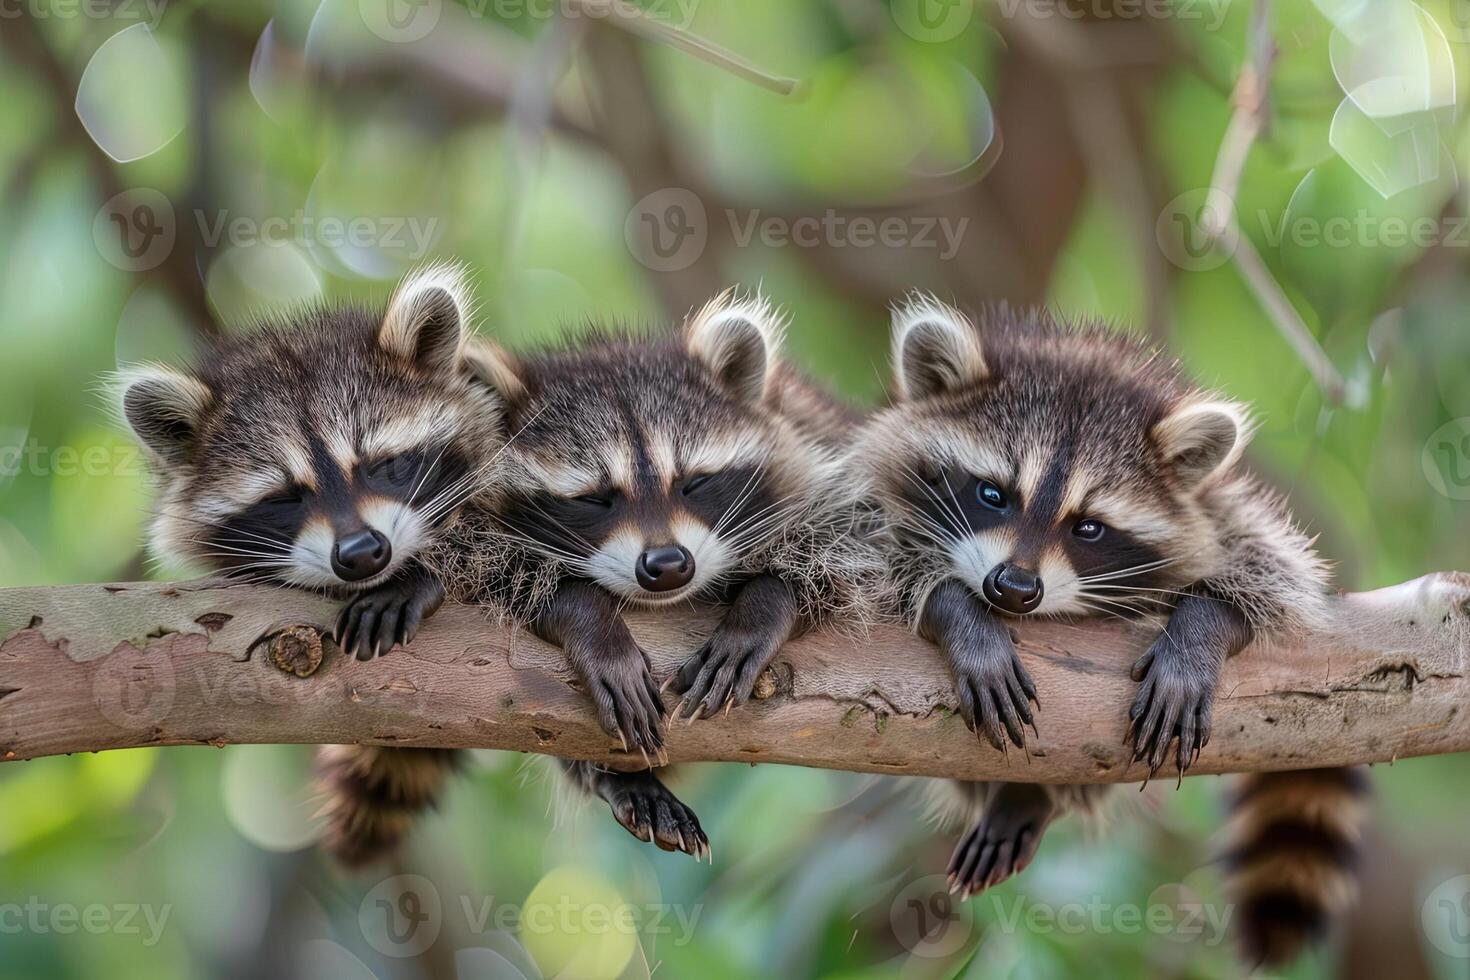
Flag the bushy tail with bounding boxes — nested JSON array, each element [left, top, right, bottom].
[[314, 746, 464, 866], [1221, 766, 1369, 968]]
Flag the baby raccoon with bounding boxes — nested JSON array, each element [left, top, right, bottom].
[[854, 296, 1363, 965], [422, 291, 878, 856], [118, 263, 505, 865]]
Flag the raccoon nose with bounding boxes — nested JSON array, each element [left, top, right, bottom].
[[982, 563, 1044, 615], [332, 528, 392, 582], [635, 545, 695, 592]]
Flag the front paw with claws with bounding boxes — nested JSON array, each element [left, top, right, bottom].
[[336, 572, 446, 661], [1125, 640, 1218, 778], [949, 644, 1038, 752], [668, 622, 785, 721], [576, 650, 668, 766], [601, 772, 710, 860]]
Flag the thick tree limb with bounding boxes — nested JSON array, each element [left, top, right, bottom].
[[1, 574, 1467, 782]]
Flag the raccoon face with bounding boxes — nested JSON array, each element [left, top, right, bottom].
[[474, 293, 799, 607], [862, 295, 1246, 619], [120, 263, 501, 591]]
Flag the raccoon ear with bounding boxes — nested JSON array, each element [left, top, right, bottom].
[[117, 366, 213, 465], [891, 294, 987, 401], [1153, 400, 1251, 489], [684, 290, 783, 406], [461, 338, 527, 402], [379, 262, 473, 372]]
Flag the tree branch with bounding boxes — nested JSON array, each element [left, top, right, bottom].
[[2, 573, 1467, 781]]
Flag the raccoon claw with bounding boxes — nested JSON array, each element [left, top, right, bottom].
[[1125, 650, 1215, 779], [950, 652, 1038, 752], [606, 776, 709, 860], [336, 573, 446, 661], [668, 629, 782, 722], [584, 654, 668, 761], [946, 794, 1048, 898]]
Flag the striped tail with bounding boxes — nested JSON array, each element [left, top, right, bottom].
[[1221, 766, 1369, 967], [314, 746, 464, 866]]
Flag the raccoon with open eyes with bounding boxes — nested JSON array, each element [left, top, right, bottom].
[[853, 295, 1365, 966], [421, 291, 880, 856], [118, 263, 507, 865]]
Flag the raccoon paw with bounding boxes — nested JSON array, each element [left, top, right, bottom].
[[949, 647, 1038, 752], [581, 652, 668, 765], [604, 774, 710, 860], [946, 786, 1051, 897], [335, 574, 446, 662], [1125, 644, 1215, 778], [667, 626, 782, 721]]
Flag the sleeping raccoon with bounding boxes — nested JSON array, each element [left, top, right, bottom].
[[118, 263, 506, 865], [421, 290, 880, 856], [853, 295, 1365, 966]]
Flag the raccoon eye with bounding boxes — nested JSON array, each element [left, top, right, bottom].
[[976, 480, 1007, 511], [1073, 518, 1106, 541], [680, 474, 713, 496], [362, 452, 424, 494]]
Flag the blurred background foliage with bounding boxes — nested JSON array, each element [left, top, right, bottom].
[[0, 0, 1468, 977]]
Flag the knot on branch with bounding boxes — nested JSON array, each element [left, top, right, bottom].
[[267, 625, 324, 678]]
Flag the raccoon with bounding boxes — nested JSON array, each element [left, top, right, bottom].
[[118, 263, 505, 865], [853, 296, 1363, 964], [421, 291, 879, 856]]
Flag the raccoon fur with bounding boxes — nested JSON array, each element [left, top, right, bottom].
[[852, 295, 1362, 964], [419, 290, 883, 856], [118, 263, 505, 866]]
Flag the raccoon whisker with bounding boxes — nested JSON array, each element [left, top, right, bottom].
[[480, 521, 590, 569], [710, 465, 767, 539], [156, 509, 291, 551], [898, 464, 969, 538], [404, 440, 453, 508], [1070, 599, 1135, 625], [1076, 556, 1184, 584], [1084, 583, 1195, 600]]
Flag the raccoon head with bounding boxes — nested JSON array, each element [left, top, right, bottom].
[[861, 294, 1247, 618], [119, 263, 502, 591], [471, 291, 814, 607]]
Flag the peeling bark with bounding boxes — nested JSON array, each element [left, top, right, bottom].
[[1, 574, 1467, 781]]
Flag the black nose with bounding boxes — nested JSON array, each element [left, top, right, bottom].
[[982, 562, 1044, 615], [635, 545, 695, 592], [331, 528, 392, 582]]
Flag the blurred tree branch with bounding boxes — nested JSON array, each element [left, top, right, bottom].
[[2, 572, 1468, 780]]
